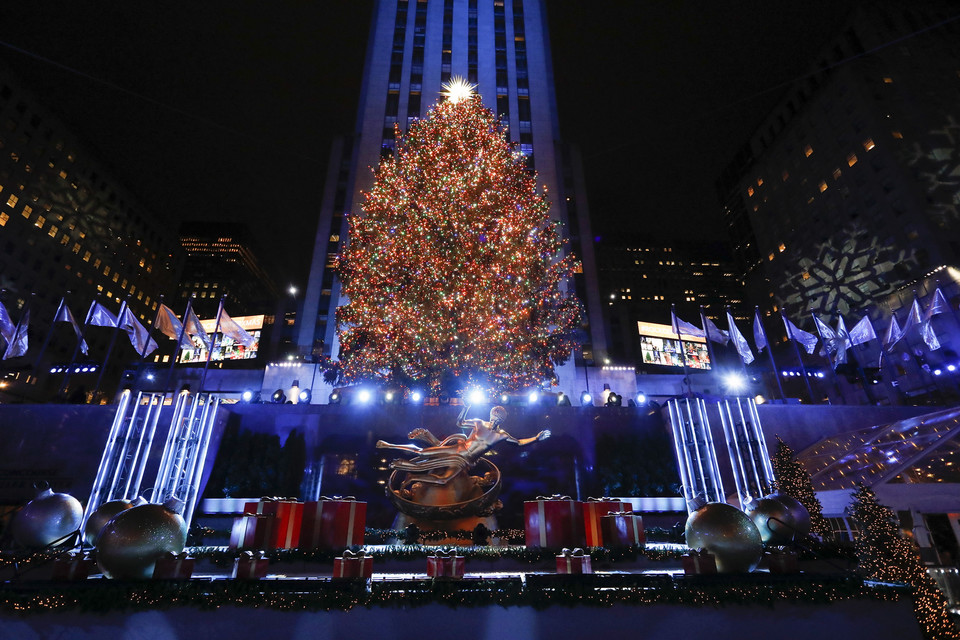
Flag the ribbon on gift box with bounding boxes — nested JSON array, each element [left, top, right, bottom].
[[233, 550, 269, 580], [583, 498, 626, 547], [684, 548, 717, 574], [153, 551, 195, 580], [334, 549, 372, 578], [536, 494, 572, 500], [319, 495, 357, 501], [426, 549, 465, 578], [557, 547, 591, 574], [603, 510, 644, 546], [532, 496, 579, 547]]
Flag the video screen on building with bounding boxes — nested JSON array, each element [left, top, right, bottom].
[[177, 314, 263, 364], [637, 321, 711, 370]]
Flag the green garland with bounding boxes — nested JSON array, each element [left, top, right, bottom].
[[361, 526, 685, 545], [0, 574, 907, 616]]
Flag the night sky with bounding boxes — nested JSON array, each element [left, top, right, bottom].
[[0, 1, 856, 287]]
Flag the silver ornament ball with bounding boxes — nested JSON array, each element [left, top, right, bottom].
[[83, 499, 137, 547], [11, 488, 83, 548], [746, 497, 797, 544], [769, 493, 811, 538], [685, 502, 763, 572], [96, 503, 187, 580]]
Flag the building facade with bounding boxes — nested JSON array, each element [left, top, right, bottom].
[[176, 222, 280, 319], [718, 1, 960, 324], [0, 62, 181, 399], [597, 234, 746, 369], [297, 0, 606, 366]]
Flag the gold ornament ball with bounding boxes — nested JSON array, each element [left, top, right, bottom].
[[96, 503, 187, 579], [685, 502, 763, 572], [746, 497, 797, 544], [770, 493, 811, 538], [11, 488, 83, 548], [83, 499, 137, 547]]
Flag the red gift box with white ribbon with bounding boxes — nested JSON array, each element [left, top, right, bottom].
[[243, 497, 303, 550], [232, 551, 269, 580], [229, 512, 276, 551], [333, 549, 373, 579], [765, 550, 799, 574], [301, 496, 366, 550], [51, 552, 95, 581], [600, 511, 646, 548], [555, 547, 593, 574], [524, 495, 585, 548], [152, 552, 195, 580], [426, 550, 465, 579], [582, 497, 627, 547], [682, 549, 718, 575]]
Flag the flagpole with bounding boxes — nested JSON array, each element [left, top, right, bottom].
[[780, 310, 816, 403], [671, 304, 692, 395], [139, 296, 163, 361], [33, 294, 67, 375], [199, 295, 226, 393], [698, 306, 719, 381], [59, 297, 97, 398], [756, 307, 785, 401], [163, 296, 194, 395], [93, 298, 128, 401]]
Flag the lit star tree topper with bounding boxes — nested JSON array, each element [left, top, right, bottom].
[[335, 83, 583, 393]]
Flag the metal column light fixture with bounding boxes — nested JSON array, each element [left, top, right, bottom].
[[716, 396, 775, 507], [665, 396, 726, 512]]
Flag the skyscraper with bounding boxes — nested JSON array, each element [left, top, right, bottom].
[[298, 0, 606, 367]]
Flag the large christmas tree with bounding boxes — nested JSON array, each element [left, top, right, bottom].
[[336, 79, 582, 392]]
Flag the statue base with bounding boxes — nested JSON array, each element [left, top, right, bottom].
[[392, 513, 499, 546]]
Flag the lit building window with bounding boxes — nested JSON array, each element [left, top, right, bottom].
[[768, 253, 775, 261], [778, 243, 786, 252], [883, 77, 893, 83], [847, 153, 858, 167], [832, 168, 842, 180], [34, 215, 45, 228], [104, 265, 110, 276], [72, 243, 81, 254], [803, 145, 813, 157], [819, 181, 828, 193], [782, 170, 789, 181], [58, 170, 67, 179], [83, 251, 91, 262], [0, 212, 7, 226], [891, 130, 903, 139], [22, 204, 32, 217], [48, 225, 57, 238], [863, 138, 875, 151], [757, 177, 763, 186], [747, 187, 754, 196], [6, 194, 18, 207]]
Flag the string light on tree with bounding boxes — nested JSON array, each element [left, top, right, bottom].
[[848, 484, 959, 639], [335, 84, 583, 393], [771, 436, 830, 537]]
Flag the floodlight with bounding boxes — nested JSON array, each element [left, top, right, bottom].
[[357, 389, 372, 404], [271, 389, 286, 403], [636, 392, 647, 405], [468, 389, 486, 405], [580, 391, 592, 406], [410, 391, 423, 403], [298, 389, 312, 403], [241, 390, 254, 403], [722, 372, 747, 393], [528, 391, 539, 404]]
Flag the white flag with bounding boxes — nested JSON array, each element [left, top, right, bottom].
[[217, 308, 256, 348], [727, 311, 754, 364], [783, 315, 818, 355], [0, 301, 16, 345], [703, 315, 729, 345], [834, 316, 852, 365], [120, 306, 158, 356], [3, 309, 28, 359], [901, 299, 923, 335], [54, 300, 88, 355], [753, 312, 768, 353], [671, 308, 704, 338], [884, 314, 903, 350], [183, 307, 210, 350], [813, 316, 847, 364], [848, 316, 876, 346], [156, 303, 194, 348], [923, 287, 950, 321], [87, 301, 119, 328]]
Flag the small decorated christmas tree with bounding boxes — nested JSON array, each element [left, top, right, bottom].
[[336, 78, 582, 392], [848, 484, 959, 639], [771, 436, 829, 536]]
